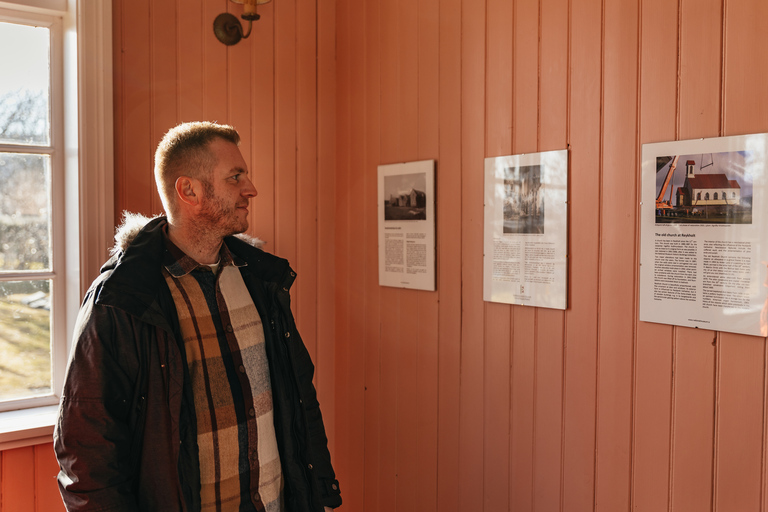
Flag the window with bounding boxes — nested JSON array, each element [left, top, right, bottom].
[[0, 0, 113, 433], [714, 192, 718, 200], [0, 9, 63, 409]]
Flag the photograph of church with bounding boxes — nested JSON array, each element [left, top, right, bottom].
[[655, 151, 753, 224]]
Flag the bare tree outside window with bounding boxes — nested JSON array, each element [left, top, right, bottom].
[[0, 20, 54, 402]]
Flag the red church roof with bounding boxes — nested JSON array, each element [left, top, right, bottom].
[[688, 174, 738, 189]]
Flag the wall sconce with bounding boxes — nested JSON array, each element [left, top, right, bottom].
[[213, 0, 272, 46]]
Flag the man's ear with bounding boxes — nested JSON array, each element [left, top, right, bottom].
[[175, 176, 200, 207]]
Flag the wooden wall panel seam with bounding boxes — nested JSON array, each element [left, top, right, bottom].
[[668, 330, 677, 512], [762, 340, 768, 512], [712, 333, 721, 512], [592, 0, 606, 507], [718, 0, 726, 136]]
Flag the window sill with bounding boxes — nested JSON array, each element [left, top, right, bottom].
[[0, 405, 57, 451]]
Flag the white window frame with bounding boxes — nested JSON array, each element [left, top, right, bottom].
[[0, 0, 113, 449]]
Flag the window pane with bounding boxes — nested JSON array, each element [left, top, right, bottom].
[[0, 153, 51, 271], [0, 21, 50, 146], [0, 280, 51, 401]]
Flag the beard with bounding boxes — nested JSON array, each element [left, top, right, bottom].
[[199, 183, 249, 236]]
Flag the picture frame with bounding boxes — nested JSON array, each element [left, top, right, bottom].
[[377, 160, 436, 291], [483, 150, 568, 309], [639, 133, 768, 336]]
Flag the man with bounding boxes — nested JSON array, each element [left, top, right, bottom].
[[54, 121, 341, 512]]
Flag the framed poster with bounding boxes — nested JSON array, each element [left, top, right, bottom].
[[483, 150, 568, 309], [639, 133, 768, 336], [378, 160, 436, 291]]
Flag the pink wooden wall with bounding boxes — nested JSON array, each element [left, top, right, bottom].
[[333, 0, 768, 511], [4, 0, 768, 511]]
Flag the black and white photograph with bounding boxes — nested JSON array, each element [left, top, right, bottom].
[[502, 164, 544, 234], [383, 172, 428, 221]]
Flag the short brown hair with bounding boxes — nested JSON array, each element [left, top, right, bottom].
[[154, 121, 240, 217]]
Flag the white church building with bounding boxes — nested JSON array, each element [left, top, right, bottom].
[[676, 159, 741, 207]]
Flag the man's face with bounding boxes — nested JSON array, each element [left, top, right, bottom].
[[197, 138, 257, 236]]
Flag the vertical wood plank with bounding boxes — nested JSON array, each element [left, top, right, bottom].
[[294, 0, 318, 355], [274, 0, 297, 263], [633, 1, 677, 510], [715, 335, 764, 512], [534, 0, 568, 509], [562, 0, 602, 510], [632, 325, 674, 512], [509, 1, 540, 509], [395, 0, 421, 507], [116, 0, 153, 217], [346, 0, 367, 509], [1, 447, 35, 511], [150, 0, 178, 214], [483, 1, 513, 508], [112, 0, 125, 220], [669, 2, 723, 510], [436, 0, 463, 509], [534, 310, 565, 512], [378, 0, 401, 509], [459, 0, 487, 509], [34, 443, 64, 512], [248, 0, 275, 247], [202, 0, 228, 122], [671, 329, 716, 511], [332, 0, 353, 508], [722, 0, 768, 136], [678, 0, 722, 139], [415, 0, 440, 509], [363, 1, 382, 511], [228, 23, 253, 170], [484, 305, 511, 512], [595, 0, 639, 510], [717, 4, 768, 511], [316, 0, 337, 468], [176, 0, 203, 122], [397, 288, 420, 511], [485, 0, 513, 159], [539, 0, 568, 152]]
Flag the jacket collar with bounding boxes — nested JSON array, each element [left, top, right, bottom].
[[95, 214, 295, 325]]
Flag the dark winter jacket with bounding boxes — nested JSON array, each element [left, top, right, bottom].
[[54, 215, 341, 511]]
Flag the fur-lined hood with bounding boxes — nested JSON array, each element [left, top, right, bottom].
[[111, 211, 265, 256]]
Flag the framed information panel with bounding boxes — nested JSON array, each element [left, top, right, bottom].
[[483, 150, 568, 309], [378, 160, 436, 291], [639, 133, 768, 336]]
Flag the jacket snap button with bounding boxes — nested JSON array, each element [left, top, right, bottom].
[[226, 325, 233, 333], [332, 484, 338, 490], [249, 408, 256, 417], [284, 332, 290, 338], [308, 463, 313, 470], [239, 365, 246, 374]]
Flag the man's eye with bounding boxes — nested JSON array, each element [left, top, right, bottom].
[[231, 174, 240, 181]]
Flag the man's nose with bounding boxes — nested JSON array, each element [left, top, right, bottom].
[[241, 176, 257, 198]]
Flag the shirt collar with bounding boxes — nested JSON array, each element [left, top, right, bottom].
[[162, 230, 247, 278]]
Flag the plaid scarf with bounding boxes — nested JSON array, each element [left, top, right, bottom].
[[163, 238, 283, 512]]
